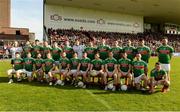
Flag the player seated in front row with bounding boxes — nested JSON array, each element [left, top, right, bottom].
[[148, 62, 170, 93], [89, 53, 104, 85], [75, 52, 91, 88], [51, 52, 70, 86], [131, 53, 148, 90], [34, 53, 44, 82], [67, 52, 80, 86], [118, 52, 132, 87], [7, 52, 24, 83], [103, 51, 118, 91], [23, 52, 35, 82], [43, 53, 55, 86]]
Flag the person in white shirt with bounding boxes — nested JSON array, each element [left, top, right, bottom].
[[73, 39, 85, 59], [10, 41, 23, 59]]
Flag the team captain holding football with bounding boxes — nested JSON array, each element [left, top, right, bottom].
[[7, 37, 174, 93]]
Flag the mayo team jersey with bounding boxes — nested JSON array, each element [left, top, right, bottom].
[[97, 45, 110, 60], [111, 47, 122, 60], [91, 59, 104, 71], [63, 46, 74, 59], [132, 60, 147, 77], [70, 58, 80, 70], [150, 68, 166, 81], [156, 45, 174, 64], [104, 58, 117, 72], [51, 47, 62, 61], [24, 57, 34, 72], [84, 47, 96, 60], [123, 46, 135, 61], [11, 58, 24, 71], [118, 58, 131, 72], [80, 58, 91, 71], [59, 57, 70, 69]]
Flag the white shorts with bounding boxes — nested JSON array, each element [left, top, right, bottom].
[[120, 71, 131, 78], [121, 71, 128, 75], [55, 61, 60, 66], [80, 71, 86, 74], [160, 63, 170, 72], [71, 69, 77, 74], [60, 69, 66, 73], [134, 74, 145, 84], [24, 70, 33, 77], [45, 74, 49, 79], [7, 69, 25, 75]]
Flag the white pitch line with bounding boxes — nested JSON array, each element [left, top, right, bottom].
[[85, 89, 111, 110]]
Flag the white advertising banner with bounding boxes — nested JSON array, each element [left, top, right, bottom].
[[45, 5, 144, 33]]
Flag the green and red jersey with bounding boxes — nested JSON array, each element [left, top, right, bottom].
[[91, 59, 104, 71], [23, 45, 32, 58], [32, 45, 43, 58], [118, 58, 131, 72], [150, 68, 166, 81], [34, 58, 44, 70], [63, 46, 74, 59], [80, 57, 91, 71], [156, 45, 174, 64], [43, 46, 52, 59], [11, 58, 24, 71], [70, 58, 80, 70], [84, 47, 96, 60], [51, 47, 62, 61], [24, 57, 34, 72], [123, 46, 135, 61], [59, 57, 70, 69], [97, 45, 110, 60], [136, 45, 151, 63], [43, 58, 55, 72], [111, 46, 122, 60], [132, 60, 147, 77], [104, 58, 117, 72]]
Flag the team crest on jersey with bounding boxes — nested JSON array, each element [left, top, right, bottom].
[[107, 63, 114, 67], [25, 60, 32, 64], [139, 50, 148, 55], [14, 60, 22, 64], [87, 50, 93, 53], [134, 65, 144, 69], [159, 50, 170, 54], [45, 61, 52, 66], [53, 50, 58, 53], [82, 63, 88, 67], [72, 61, 78, 66], [121, 63, 128, 67]]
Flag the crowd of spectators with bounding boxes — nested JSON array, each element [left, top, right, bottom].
[[47, 28, 180, 52]]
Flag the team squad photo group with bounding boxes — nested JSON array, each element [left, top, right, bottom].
[[7, 37, 174, 94]]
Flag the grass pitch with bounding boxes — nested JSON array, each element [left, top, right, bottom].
[[0, 57, 180, 111]]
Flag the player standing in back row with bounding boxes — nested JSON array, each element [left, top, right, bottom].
[[136, 39, 151, 63], [156, 37, 174, 83]]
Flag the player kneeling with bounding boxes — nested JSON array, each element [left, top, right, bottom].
[[149, 62, 170, 93], [118, 52, 132, 88], [23, 52, 35, 82], [7, 52, 25, 83], [34, 53, 44, 82], [89, 53, 104, 86], [103, 51, 118, 91], [132, 53, 148, 90], [43, 53, 56, 85], [76, 52, 91, 88]]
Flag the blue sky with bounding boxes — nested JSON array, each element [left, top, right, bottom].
[[11, 0, 43, 41]]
